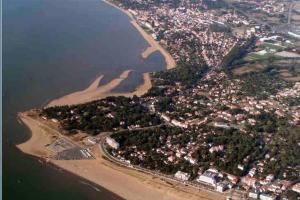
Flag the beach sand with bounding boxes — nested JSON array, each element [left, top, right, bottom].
[[17, 112, 225, 200], [46, 70, 152, 107], [17, 112, 52, 158], [103, 0, 176, 70]]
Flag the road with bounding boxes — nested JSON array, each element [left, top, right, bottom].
[[99, 131, 247, 200]]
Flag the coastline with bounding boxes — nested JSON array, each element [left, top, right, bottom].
[[46, 0, 176, 108], [15, 1, 196, 199], [102, 0, 176, 70], [17, 111, 225, 200]]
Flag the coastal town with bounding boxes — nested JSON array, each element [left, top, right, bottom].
[[17, 0, 300, 200]]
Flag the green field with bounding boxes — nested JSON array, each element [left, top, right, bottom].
[[259, 42, 283, 51], [245, 52, 272, 61]]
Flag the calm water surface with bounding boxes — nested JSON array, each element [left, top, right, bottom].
[[3, 0, 165, 199]]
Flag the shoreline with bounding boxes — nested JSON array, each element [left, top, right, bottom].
[[17, 111, 225, 200], [46, 0, 176, 108], [102, 0, 176, 70], [15, 1, 193, 199]]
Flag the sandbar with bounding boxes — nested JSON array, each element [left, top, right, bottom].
[[46, 70, 152, 107]]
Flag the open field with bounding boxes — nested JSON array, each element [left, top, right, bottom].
[[232, 63, 266, 75], [259, 42, 283, 51]]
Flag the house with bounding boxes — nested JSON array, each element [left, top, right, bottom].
[[209, 145, 224, 153], [292, 183, 300, 193], [106, 137, 119, 149], [266, 174, 274, 182], [238, 164, 244, 171], [168, 156, 175, 162], [241, 176, 256, 187], [248, 168, 257, 177], [227, 174, 239, 185], [174, 171, 190, 181]]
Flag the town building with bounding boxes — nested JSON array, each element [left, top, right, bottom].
[[248, 190, 259, 199], [292, 183, 300, 193], [216, 182, 228, 192], [259, 193, 277, 200], [106, 137, 119, 149], [174, 171, 190, 181], [197, 171, 218, 187]]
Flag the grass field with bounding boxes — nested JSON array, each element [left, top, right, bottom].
[[245, 52, 272, 61], [259, 42, 283, 51], [232, 63, 266, 75]]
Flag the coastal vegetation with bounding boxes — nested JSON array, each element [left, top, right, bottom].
[[237, 67, 293, 99], [43, 96, 161, 135], [151, 62, 208, 87]]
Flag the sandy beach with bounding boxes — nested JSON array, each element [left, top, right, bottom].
[[47, 70, 152, 107], [17, 111, 225, 200], [17, 112, 52, 158], [103, 0, 176, 70]]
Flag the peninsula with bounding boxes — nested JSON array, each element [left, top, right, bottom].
[[18, 0, 300, 200]]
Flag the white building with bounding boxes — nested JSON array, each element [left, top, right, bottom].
[[216, 182, 228, 192], [266, 174, 274, 182], [260, 193, 276, 200], [213, 122, 231, 129], [249, 190, 259, 199], [196, 171, 218, 187], [209, 145, 224, 153], [171, 119, 188, 128], [292, 183, 300, 193], [174, 171, 190, 181], [106, 137, 119, 149], [238, 164, 244, 171]]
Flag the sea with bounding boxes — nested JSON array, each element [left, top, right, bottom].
[[3, 0, 165, 199]]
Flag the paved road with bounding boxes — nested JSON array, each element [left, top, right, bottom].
[[99, 132, 248, 200]]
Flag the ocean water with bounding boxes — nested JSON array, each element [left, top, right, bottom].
[[3, 0, 165, 199]]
